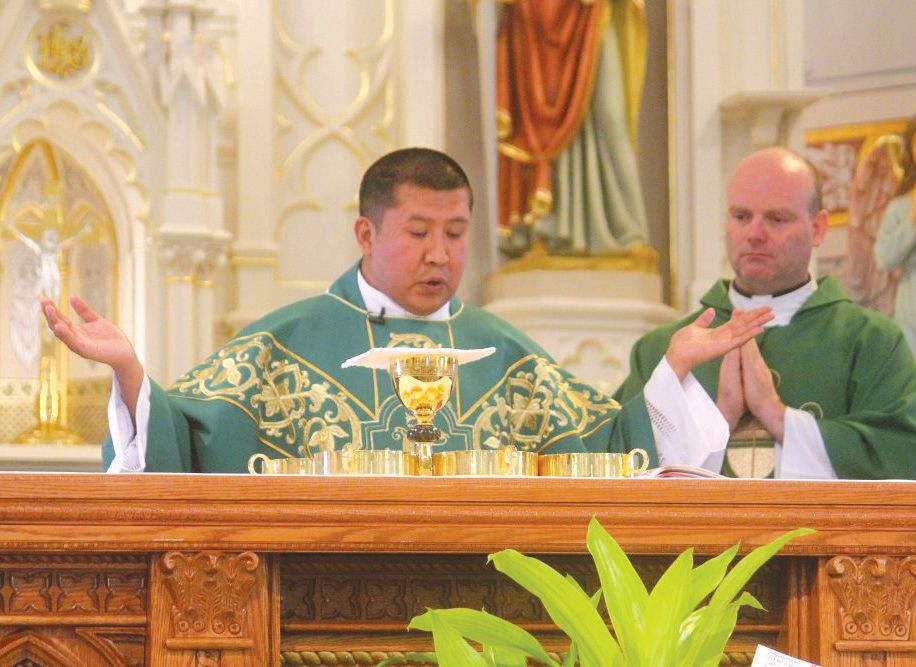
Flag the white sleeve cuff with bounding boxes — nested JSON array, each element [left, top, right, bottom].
[[775, 407, 836, 479], [644, 357, 729, 471], [106, 373, 151, 473]]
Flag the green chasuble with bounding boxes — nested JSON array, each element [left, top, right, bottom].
[[105, 264, 652, 472], [614, 276, 916, 479]]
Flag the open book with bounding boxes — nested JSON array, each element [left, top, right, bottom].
[[641, 464, 726, 479]]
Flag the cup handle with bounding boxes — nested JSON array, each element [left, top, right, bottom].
[[500, 445, 518, 474], [342, 447, 358, 474], [247, 453, 269, 474], [626, 448, 649, 477]]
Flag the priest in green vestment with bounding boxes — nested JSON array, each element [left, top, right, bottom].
[[43, 148, 770, 473], [615, 147, 916, 480]]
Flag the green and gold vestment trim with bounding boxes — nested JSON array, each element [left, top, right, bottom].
[[168, 331, 620, 457]]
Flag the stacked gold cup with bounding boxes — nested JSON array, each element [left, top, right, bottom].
[[248, 350, 648, 478]]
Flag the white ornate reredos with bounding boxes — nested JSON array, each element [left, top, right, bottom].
[[0, 0, 161, 365], [0, 0, 239, 384]]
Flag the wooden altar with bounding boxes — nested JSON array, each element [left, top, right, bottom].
[[0, 474, 912, 666]]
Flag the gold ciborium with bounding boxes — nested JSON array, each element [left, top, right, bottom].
[[389, 353, 457, 475]]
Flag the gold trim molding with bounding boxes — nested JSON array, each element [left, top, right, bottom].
[[26, 16, 100, 89], [496, 241, 659, 275], [39, 0, 92, 13]]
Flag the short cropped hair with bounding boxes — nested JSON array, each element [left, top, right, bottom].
[[358, 148, 473, 225]]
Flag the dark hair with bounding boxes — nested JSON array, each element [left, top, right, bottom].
[[896, 115, 916, 197], [358, 148, 473, 225]]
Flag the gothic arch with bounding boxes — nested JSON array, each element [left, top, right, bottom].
[[3, 101, 151, 343], [0, 630, 85, 667]]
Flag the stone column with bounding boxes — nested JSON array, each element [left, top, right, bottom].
[[228, 0, 278, 332], [193, 243, 226, 363], [150, 0, 231, 378], [159, 235, 228, 378]]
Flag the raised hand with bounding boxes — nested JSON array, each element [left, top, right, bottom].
[[42, 295, 144, 422], [740, 339, 786, 442], [716, 347, 745, 433], [665, 306, 773, 381], [43, 296, 131, 366]]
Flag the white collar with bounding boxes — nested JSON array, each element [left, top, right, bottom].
[[728, 278, 817, 328], [357, 268, 451, 320]]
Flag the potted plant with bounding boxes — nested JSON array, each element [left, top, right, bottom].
[[381, 518, 812, 666]]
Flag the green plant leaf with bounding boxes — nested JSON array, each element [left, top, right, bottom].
[[563, 573, 603, 609], [585, 516, 648, 663], [679, 528, 814, 665], [409, 608, 557, 666], [562, 575, 598, 667], [563, 573, 587, 597], [687, 543, 739, 611], [563, 571, 603, 666], [489, 549, 623, 667], [691, 592, 759, 667], [679, 606, 703, 640], [483, 645, 528, 667], [427, 610, 489, 667], [643, 547, 693, 665], [561, 643, 579, 667]]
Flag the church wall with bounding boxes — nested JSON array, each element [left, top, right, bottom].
[[794, 0, 916, 286], [668, 0, 916, 313], [225, 0, 454, 336]]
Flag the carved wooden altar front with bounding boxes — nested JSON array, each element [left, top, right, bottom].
[[0, 475, 912, 666]]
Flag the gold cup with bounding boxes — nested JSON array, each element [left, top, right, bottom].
[[538, 449, 649, 478], [248, 450, 415, 475], [305, 450, 360, 475], [433, 447, 538, 476], [389, 353, 458, 475], [355, 450, 415, 475], [247, 453, 307, 475]]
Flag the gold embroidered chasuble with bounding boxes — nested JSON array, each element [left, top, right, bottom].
[[103, 264, 644, 473]]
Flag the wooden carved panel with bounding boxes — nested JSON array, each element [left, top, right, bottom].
[[828, 555, 916, 641], [159, 551, 259, 644], [0, 627, 145, 666], [0, 555, 148, 665], [0, 554, 147, 620], [148, 551, 272, 666], [280, 553, 786, 627], [279, 553, 788, 662]]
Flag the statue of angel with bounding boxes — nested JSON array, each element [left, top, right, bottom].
[[874, 117, 916, 355], [844, 133, 905, 317]]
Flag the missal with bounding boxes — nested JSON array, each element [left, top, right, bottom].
[[641, 464, 727, 479], [752, 645, 822, 666]]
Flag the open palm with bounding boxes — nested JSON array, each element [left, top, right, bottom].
[[42, 295, 137, 371], [666, 307, 773, 379]]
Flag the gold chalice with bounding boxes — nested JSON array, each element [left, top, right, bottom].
[[389, 353, 457, 475]]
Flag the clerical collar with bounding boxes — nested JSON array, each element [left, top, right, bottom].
[[357, 269, 451, 321], [728, 277, 817, 328]]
